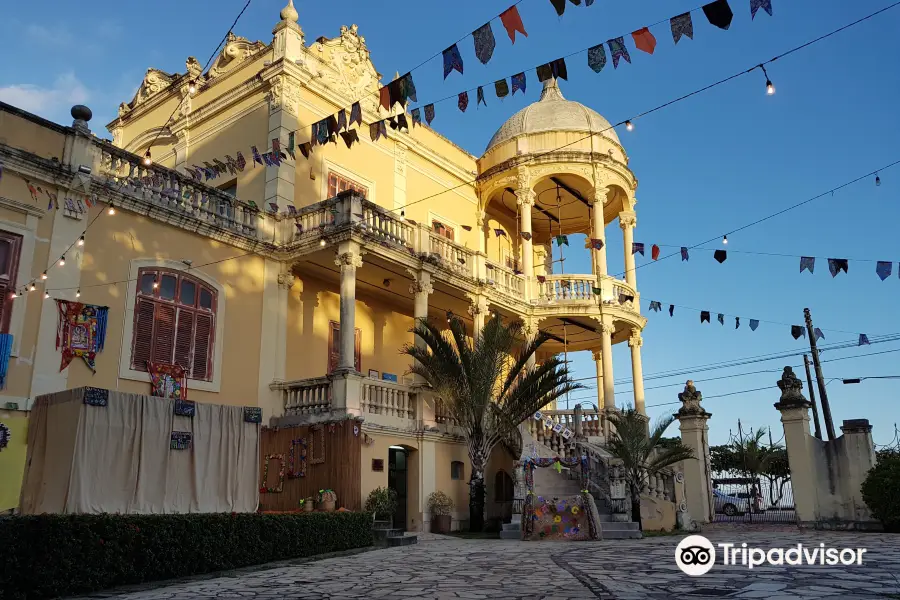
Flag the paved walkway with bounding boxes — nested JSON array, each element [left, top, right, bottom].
[[82, 529, 900, 599]]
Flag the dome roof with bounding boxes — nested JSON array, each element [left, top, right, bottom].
[[485, 78, 619, 152]]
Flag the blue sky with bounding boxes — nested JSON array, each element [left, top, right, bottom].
[[2, 0, 898, 445]]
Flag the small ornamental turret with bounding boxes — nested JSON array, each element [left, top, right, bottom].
[[675, 380, 711, 419], [775, 366, 810, 410]]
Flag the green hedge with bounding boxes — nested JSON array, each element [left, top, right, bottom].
[[0, 512, 373, 600]]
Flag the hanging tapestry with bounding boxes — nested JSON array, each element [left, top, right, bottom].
[[0, 333, 12, 389], [148, 361, 187, 400], [55, 300, 109, 373], [289, 437, 308, 478], [310, 425, 326, 465]]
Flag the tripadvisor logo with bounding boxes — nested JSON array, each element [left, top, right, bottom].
[[675, 535, 868, 576]]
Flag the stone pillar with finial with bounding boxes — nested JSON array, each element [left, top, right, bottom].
[[673, 380, 713, 524], [773, 365, 820, 523]]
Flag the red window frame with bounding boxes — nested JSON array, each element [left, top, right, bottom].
[[131, 267, 217, 381], [0, 231, 22, 334], [432, 220, 455, 242], [327, 171, 368, 199], [327, 320, 361, 374]]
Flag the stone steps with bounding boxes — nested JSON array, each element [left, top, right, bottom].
[[499, 518, 521, 540], [372, 519, 418, 547], [598, 520, 642, 539]]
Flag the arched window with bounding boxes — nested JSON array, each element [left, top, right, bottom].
[[131, 267, 216, 380]]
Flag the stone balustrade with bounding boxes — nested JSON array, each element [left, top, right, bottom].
[[361, 378, 415, 420], [275, 377, 333, 415], [539, 275, 596, 302], [485, 260, 525, 299]]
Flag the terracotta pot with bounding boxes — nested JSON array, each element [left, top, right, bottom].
[[303, 501, 314, 513], [319, 499, 336, 512], [431, 514, 452, 534]]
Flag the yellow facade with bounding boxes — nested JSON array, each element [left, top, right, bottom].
[[0, 2, 648, 527]]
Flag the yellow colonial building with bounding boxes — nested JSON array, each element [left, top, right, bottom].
[[0, 1, 652, 530]]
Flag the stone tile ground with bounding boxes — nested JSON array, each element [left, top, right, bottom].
[[79, 529, 900, 599]]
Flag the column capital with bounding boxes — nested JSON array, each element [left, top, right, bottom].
[[277, 271, 296, 290], [516, 188, 535, 207], [589, 186, 610, 206], [515, 167, 531, 190], [522, 316, 541, 338], [409, 278, 433, 296], [592, 349, 603, 362], [265, 73, 302, 118], [619, 211, 637, 231], [466, 293, 490, 316], [628, 333, 643, 348], [335, 251, 363, 269], [599, 322, 614, 335]]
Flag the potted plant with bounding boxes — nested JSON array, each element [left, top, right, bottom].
[[300, 498, 314, 513], [365, 486, 398, 521], [317, 489, 337, 512], [427, 491, 454, 534]]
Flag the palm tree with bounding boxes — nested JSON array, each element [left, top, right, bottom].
[[605, 408, 695, 531], [404, 314, 582, 532]]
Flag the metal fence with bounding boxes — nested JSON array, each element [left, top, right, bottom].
[[712, 477, 796, 524]]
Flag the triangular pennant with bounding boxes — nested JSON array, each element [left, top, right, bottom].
[[494, 229, 507, 238], [477, 86, 487, 107], [499, 6, 528, 43], [536, 63, 553, 82], [550, 58, 568, 80], [590, 238, 604, 250], [461, 225, 472, 231], [701, 311, 710, 324], [424, 104, 435, 125], [681, 247, 689, 261], [286, 132, 296, 160], [298, 143, 311, 159], [800, 256, 815, 274], [337, 109, 347, 132], [442, 44, 464, 79], [520, 231, 533, 241], [814, 327, 825, 341], [859, 334, 870, 346], [631, 27, 657, 54], [791, 325, 804, 340], [340, 130, 359, 149], [511, 72, 526, 96], [397, 113, 409, 132], [718, 313, 724, 325], [669, 304, 675, 317], [828, 258, 848, 277], [251, 146, 264, 166], [750, 0, 773, 19], [632, 242, 644, 256], [749, 319, 759, 331], [714, 249, 727, 263], [651, 244, 660, 260], [587, 43, 607, 73], [608, 37, 631, 69], [458, 91, 469, 113], [556, 235, 569, 247], [379, 85, 391, 111], [703, 0, 734, 30], [876, 261, 892, 281], [473, 22, 496, 65], [649, 301, 662, 312], [670, 12, 694, 43], [411, 108, 422, 126], [735, 317, 740, 329], [495, 78, 510, 99], [350, 102, 362, 127], [549, 0, 566, 16]]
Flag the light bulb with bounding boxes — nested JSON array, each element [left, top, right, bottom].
[[188, 80, 197, 94], [319, 238, 326, 247], [76, 289, 81, 298], [875, 174, 882, 187], [10, 291, 17, 299], [59, 255, 66, 267], [107, 203, 116, 215], [722, 235, 728, 245], [625, 120, 634, 131], [29, 282, 36, 292], [77, 234, 85, 246], [143, 150, 152, 166], [44, 291, 50, 299], [152, 277, 159, 289], [401, 209, 405, 218], [41, 271, 48, 280], [766, 80, 775, 95]]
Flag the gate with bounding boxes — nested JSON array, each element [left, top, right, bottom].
[[712, 477, 795, 523]]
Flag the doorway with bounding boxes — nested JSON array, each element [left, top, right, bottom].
[[388, 447, 408, 530]]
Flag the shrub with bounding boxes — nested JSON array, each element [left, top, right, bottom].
[[426, 491, 454, 516], [861, 453, 900, 532], [0, 512, 373, 600], [364, 486, 398, 519]]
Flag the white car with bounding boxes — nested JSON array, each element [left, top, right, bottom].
[[712, 489, 749, 516]]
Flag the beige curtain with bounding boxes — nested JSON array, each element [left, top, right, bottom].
[[19, 388, 259, 514]]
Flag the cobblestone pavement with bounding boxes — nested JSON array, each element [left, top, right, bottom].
[[83, 529, 900, 599]]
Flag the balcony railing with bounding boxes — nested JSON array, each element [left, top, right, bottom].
[[361, 378, 415, 420], [486, 260, 525, 298], [539, 275, 596, 302], [429, 232, 474, 277], [276, 377, 333, 415]]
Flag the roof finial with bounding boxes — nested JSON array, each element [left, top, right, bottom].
[[540, 77, 565, 102], [280, 0, 298, 23]]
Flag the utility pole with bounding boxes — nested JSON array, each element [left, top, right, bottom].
[[804, 308, 836, 440], [803, 354, 824, 440]]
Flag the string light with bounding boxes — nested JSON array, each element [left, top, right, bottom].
[[152, 276, 159, 289], [319, 238, 327, 247], [876, 173, 882, 187], [107, 202, 116, 216], [624, 120, 634, 131], [43, 291, 50, 299], [29, 282, 36, 292], [188, 80, 197, 94], [10, 291, 16, 299], [143, 150, 152, 166], [77, 234, 85, 247], [76, 289, 81, 298], [722, 235, 728, 245], [41, 271, 47, 280], [760, 64, 775, 95], [58, 255, 66, 267]]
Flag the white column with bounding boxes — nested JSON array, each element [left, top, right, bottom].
[[628, 332, 646, 416], [676, 386, 714, 524], [409, 270, 433, 385], [517, 189, 534, 278], [592, 349, 605, 409], [258, 259, 293, 422], [591, 188, 609, 277], [600, 321, 615, 410], [524, 317, 539, 371], [619, 211, 637, 288], [468, 295, 489, 341], [335, 242, 362, 371]]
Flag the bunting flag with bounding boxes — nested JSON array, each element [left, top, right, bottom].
[[350, 102, 362, 127], [587, 43, 607, 72], [477, 86, 487, 106], [251, 146, 264, 166], [379, 86, 391, 111], [499, 6, 528, 43], [714, 249, 727, 263], [670, 12, 694, 43], [511, 72, 527, 96], [537, 58, 568, 82], [340, 130, 360, 149], [458, 91, 469, 112], [681, 247, 689, 261], [608, 38, 631, 69], [549, 0, 566, 16], [473, 22, 496, 64], [411, 108, 422, 126], [397, 113, 409, 132], [236, 151, 247, 171], [750, 0, 773, 19], [494, 229, 508, 238], [461, 225, 473, 231], [828, 258, 849, 277], [791, 325, 804, 340], [651, 244, 660, 260], [876, 261, 892, 281], [369, 120, 387, 141], [401, 72, 418, 103], [632, 27, 657, 54], [537, 275, 546, 284], [735, 316, 740, 329], [632, 242, 644, 256], [619, 293, 635, 304], [298, 142, 311, 159], [814, 327, 825, 341], [592, 287, 602, 295], [649, 301, 662, 312], [718, 313, 724, 325], [669, 304, 675, 317], [337, 109, 347, 132], [443, 44, 464, 78], [800, 256, 815, 274], [859, 334, 870, 346], [590, 238, 604, 250], [286, 132, 296, 160], [521, 231, 533, 241], [327, 115, 340, 138], [425, 104, 436, 125], [556, 235, 569, 247], [495, 78, 510, 99], [749, 319, 759, 331], [700, 311, 710, 324], [703, 0, 734, 30]]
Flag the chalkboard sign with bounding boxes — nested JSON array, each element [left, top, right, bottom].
[[83, 387, 108, 407], [170, 431, 192, 450], [243, 407, 262, 423], [173, 399, 195, 417]]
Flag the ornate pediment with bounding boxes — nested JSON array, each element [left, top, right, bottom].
[[118, 67, 178, 116], [208, 32, 267, 79], [308, 25, 381, 108]]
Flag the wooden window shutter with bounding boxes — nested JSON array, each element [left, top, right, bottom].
[[152, 304, 177, 363], [355, 328, 361, 372], [192, 313, 213, 380], [174, 308, 195, 371], [328, 322, 339, 374], [132, 298, 156, 370]]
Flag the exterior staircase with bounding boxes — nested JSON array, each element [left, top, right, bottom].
[[372, 519, 418, 547]]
